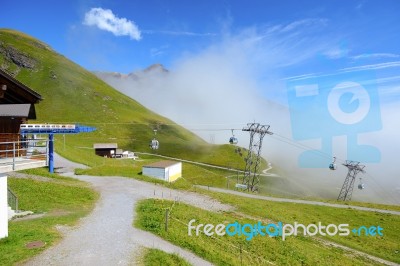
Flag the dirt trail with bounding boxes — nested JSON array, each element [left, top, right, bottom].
[[25, 155, 399, 265], [25, 155, 232, 265], [196, 185, 400, 215]]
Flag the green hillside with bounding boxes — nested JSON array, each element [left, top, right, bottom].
[[0, 28, 246, 168]]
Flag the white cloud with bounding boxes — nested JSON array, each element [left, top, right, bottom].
[[340, 61, 400, 72], [143, 30, 216, 37], [281, 18, 328, 32], [150, 45, 169, 57], [96, 20, 400, 204], [323, 47, 350, 59], [351, 53, 400, 60], [83, 7, 141, 40], [284, 73, 319, 81]]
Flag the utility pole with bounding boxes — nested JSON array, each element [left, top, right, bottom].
[[242, 123, 273, 192], [337, 161, 365, 201]]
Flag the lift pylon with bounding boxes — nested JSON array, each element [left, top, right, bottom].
[[241, 123, 272, 192], [337, 160, 365, 201]]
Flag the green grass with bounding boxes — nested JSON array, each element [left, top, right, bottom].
[[139, 248, 191, 266], [75, 155, 400, 263], [1, 28, 398, 265], [19, 167, 81, 182], [0, 176, 98, 265], [199, 189, 400, 264], [75, 154, 400, 212], [135, 199, 383, 266], [74, 155, 240, 190]]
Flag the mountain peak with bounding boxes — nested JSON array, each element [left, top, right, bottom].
[[143, 63, 168, 73]]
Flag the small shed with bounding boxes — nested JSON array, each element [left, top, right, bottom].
[[93, 143, 117, 158], [142, 160, 182, 182], [122, 151, 138, 159], [115, 149, 123, 158]]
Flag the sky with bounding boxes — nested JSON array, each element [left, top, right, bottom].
[[1, 1, 399, 74], [1, 0, 399, 102], [1, 0, 400, 203]]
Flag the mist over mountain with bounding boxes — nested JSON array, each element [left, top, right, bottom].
[[94, 60, 400, 205]]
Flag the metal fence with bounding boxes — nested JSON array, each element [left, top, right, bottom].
[[0, 138, 49, 171], [7, 187, 18, 212]]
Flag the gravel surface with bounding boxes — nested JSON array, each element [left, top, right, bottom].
[[54, 153, 88, 173], [20, 154, 399, 265], [195, 185, 400, 215], [25, 172, 232, 266]]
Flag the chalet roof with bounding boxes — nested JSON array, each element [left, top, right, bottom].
[[0, 68, 42, 104], [143, 160, 181, 169], [0, 104, 36, 118], [93, 143, 118, 149]]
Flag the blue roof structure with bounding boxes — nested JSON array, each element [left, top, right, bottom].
[[20, 124, 96, 134], [19, 124, 96, 173]]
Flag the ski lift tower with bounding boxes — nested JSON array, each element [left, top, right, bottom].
[[337, 160, 365, 201], [242, 123, 273, 192], [20, 124, 96, 173]]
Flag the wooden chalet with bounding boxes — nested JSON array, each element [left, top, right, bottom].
[[93, 143, 118, 158], [0, 69, 42, 156]]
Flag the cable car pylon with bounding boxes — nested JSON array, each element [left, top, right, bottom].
[[337, 160, 365, 201], [241, 123, 273, 192]]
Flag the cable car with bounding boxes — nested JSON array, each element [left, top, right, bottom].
[[229, 136, 238, 145], [149, 129, 159, 150], [149, 138, 159, 150], [358, 178, 365, 190], [329, 157, 337, 170], [229, 129, 238, 145]]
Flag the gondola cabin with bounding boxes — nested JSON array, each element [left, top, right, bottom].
[[229, 136, 238, 145]]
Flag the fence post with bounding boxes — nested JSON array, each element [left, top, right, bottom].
[[165, 209, 169, 232], [240, 243, 243, 266], [12, 142, 16, 170], [45, 139, 49, 166]]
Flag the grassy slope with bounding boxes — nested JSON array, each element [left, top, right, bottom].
[[0, 28, 247, 169], [3, 29, 397, 265], [0, 173, 98, 265], [138, 248, 191, 266], [135, 199, 385, 266], [199, 189, 400, 264]]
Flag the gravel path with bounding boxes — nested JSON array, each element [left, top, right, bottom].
[[196, 185, 400, 215], [54, 153, 88, 173], [21, 154, 399, 265], [25, 174, 232, 266]]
